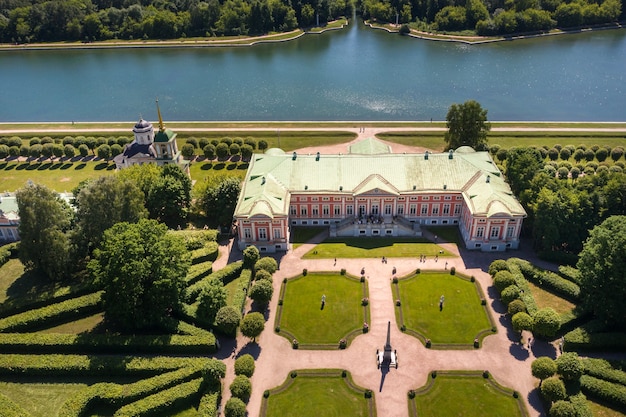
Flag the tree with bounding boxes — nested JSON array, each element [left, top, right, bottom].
[[181, 143, 195, 159], [444, 100, 490, 150], [254, 269, 272, 283], [224, 397, 246, 417], [240, 312, 265, 342], [203, 144, 216, 159], [556, 352, 583, 381], [493, 270, 515, 292], [500, 285, 520, 305], [78, 144, 89, 157], [531, 357, 557, 385], [511, 311, 533, 333], [198, 176, 241, 227], [234, 354, 255, 377], [230, 375, 252, 401], [16, 183, 72, 280], [196, 279, 227, 326], [577, 216, 626, 329], [249, 279, 273, 307], [508, 299, 527, 315], [254, 257, 278, 274], [74, 176, 147, 255], [215, 305, 241, 336], [96, 144, 111, 159], [88, 219, 190, 331], [505, 147, 544, 196], [64, 144, 75, 158], [243, 245, 259, 269], [215, 142, 230, 159], [541, 377, 567, 403], [532, 308, 561, 338]]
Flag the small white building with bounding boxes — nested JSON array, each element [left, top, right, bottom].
[[0, 194, 20, 242]]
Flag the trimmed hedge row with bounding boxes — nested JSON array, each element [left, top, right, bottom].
[[580, 375, 626, 412], [513, 258, 580, 301], [0, 282, 95, 319], [564, 327, 626, 352], [176, 320, 213, 338], [0, 392, 30, 417], [186, 261, 243, 302], [506, 260, 539, 316], [558, 265, 582, 285], [230, 269, 253, 314], [190, 242, 219, 265], [198, 390, 221, 417], [0, 242, 18, 269], [185, 261, 213, 284], [0, 354, 208, 377], [0, 291, 103, 332], [582, 358, 626, 386], [0, 332, 218, 355], [59, 365, 206, 417], [113, 377, 204, 416]]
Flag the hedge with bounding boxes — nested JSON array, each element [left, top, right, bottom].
[[582, 358, 626, 386], [564, 327, 626, 352], [59, 365, 206, 417], [113, 377, 204, 416], [230, 269, 253, 314], [185, 261, 213, 285], [558, 265, 582, 285], [0, 392, 30, 417], [186, 261, 243, 302], [190, 242, 219, 265], [507, 260, 538, 316], [513, 258, 580, 301], [0, 291, 103, 332], [198, 390, 221, 417], [0, 332, 218, 355], [0, 282, 95, 319], [0, 242, 19, 269], [580, 375, 626, 412], [0, 354, 209, 377]]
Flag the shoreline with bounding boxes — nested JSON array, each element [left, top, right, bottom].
[[0, 18, 623, 52]]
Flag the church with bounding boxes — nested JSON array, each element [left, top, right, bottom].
[[113, 100, 189, 174], [233, 139, 526, 253]]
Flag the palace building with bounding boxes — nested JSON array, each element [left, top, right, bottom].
[[233, 138, 526, 253]]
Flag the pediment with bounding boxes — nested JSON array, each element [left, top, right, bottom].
[[353, 174, 400, 196]]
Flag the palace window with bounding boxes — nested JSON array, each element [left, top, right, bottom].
[[421, 204, 428, 215], [490, 227, 499, 239], [274, 229, 281, 239], [347, 205, 354, 215], [244, 228, 251, 239], [384, 204, 392, 215], [334, 206, 341, 216], [322, 197, 330, 201], [454, 204, 461, 215], [312, 197, 318, 201], [444, 196, 452, 200], [432, 205, 439, 215], [443, 204, 450, 215], [410, 204, 417, 215], [423, 196, 429, 201], [290, 206, 296, 215], [258, 228, 267, 240], [323, 205, 329, 215], [507, 226, 515, 238], [397, 206, 404, 215], [312, 206, 319, 216], [433, 196, 440, 201], [301, 207, 308, 216], [476, 227, 484, 238]]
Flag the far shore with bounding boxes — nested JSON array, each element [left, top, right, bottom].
[[1, 18, 624, 52]]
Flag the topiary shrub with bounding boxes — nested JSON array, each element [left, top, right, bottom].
[[215, 306, 241, 336], [292, 339, 298, 349], [533, 308, 561, 338], [224, 397, 246, 417], [532, 357, 557, 385], [234, 354, 255, 377], [500, 285, 521, 305], [392, 277, 398, 284], [361, 297, 369, 306], [483, 370, 490, 378], [396, 299, 401, 306], [450, 266, 456, 275], [431, 370, 437, 378], [339, 339, 347, 349], [254, 257, 278, 274], [493, 270, 516, 292], [340, 268, 346, 275], [541, 377, 567, 403], [549, 400, 577, 417], [249, 279, 274, 307], [364, 389, 372, 398], [302, 268, 308, 276], [425, 339, 431, 348], [242, 245, 260, 269], [230, 375, 252, 402], [508, 299, 527, 315], [511, 311, 534, 333], [488, 259, 509, 276], [263, 390, 270, 398], [556, 352, 583, 381], [254, 269, 273, 283], [290, 370, 297, 378], [408, 389, 416, 399]]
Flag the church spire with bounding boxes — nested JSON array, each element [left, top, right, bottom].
[[156, 98, 165, 131]]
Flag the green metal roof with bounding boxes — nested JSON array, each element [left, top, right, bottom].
[[154, 128, 177, 143], [234, 144, 526, 219]]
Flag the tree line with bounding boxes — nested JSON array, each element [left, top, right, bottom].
[[361, 0, 623, 36], [0, 0, 351, 43]]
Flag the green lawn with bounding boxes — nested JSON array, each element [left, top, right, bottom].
[[396, 272, 492, 346], [263, 370, 373, 417], [302, 238, 455, 259], [588, 399, 626, 417], [290, 226, 327, 249], [0, 380, 90, 417], [423, 226, 463, 245], [410, 372, 526, 417], [278, 274, 367, 346], [526, 280, 576, 316]]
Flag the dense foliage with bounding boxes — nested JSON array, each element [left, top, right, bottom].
[[444, 100, 490, 151], [88, 219, 190, 331], [240, 311, 265, 341], [0, 0, 351, 43], [361, 0, 622, 35]]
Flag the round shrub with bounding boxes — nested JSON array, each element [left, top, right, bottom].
[[493, 270, 516, 292], [243, 245, 260, 269], [556, 352, 583, 381], [339, 339, 347, 349], [249, 279, 273, 307], [240, 312, 266, 341], [215, 143, 229, 159], [0, 145, 9, 158], [186, 137, 198, 148], [241, 145, 253, 160], [199, 138, 209, 149], [292, 339, 299, 349], [224, 397, 246, 417], [500, 285, 521, 305], [221, 137, 233, 146], [533, 308, 561, 338], [258, 139, 268, 151], [229, 143, 240, 156], [532, 357, 557, 383], [488, 260, 509, 276], [181, 143, 195, 159], [29, 137, 41, 145], [254, 257, 278, 274], [230, 375, 252, 401], [549, 400, 577, 417], [215, 306, 241, 336], [255, 269, 272, 283], [450, 266, 456, 275], [541, 377, 567, 403], [511, 311, 533, 333], [507, 299, 526, 315], [78, 144, 89, 156], [234, 354, 255, 377], [203, 144, 216, 159]]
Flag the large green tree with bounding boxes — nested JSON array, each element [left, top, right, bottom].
[[240, 312, 265, 342], [444, 100, 491, 151], [16, 183, 72, 280], [577, 215, 626, 329], [74, 176, 147, 255], [505, 147, 544, 196], [197, 176, 241, 227], [88, 219, 190, 331]]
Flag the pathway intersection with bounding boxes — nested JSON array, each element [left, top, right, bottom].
[[215, 234, 546, 417]]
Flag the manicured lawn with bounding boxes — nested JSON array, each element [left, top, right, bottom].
[[588, 399, 626, 417], [302, 238, 455, 259], [526, 280, 576, 316], [278, 274, 366, 346], [263, 370, 373, 417], [0, 160, 115, 193], [38, 313, 104, 334], [290, 226, 327, 249], [410, 372, 525, 417], [0, 259, 25, 303], [224, 274, 250, 306], [0, 380, 90, 417], [396, 272, 492, 346], [423, 226, 463, 245]]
